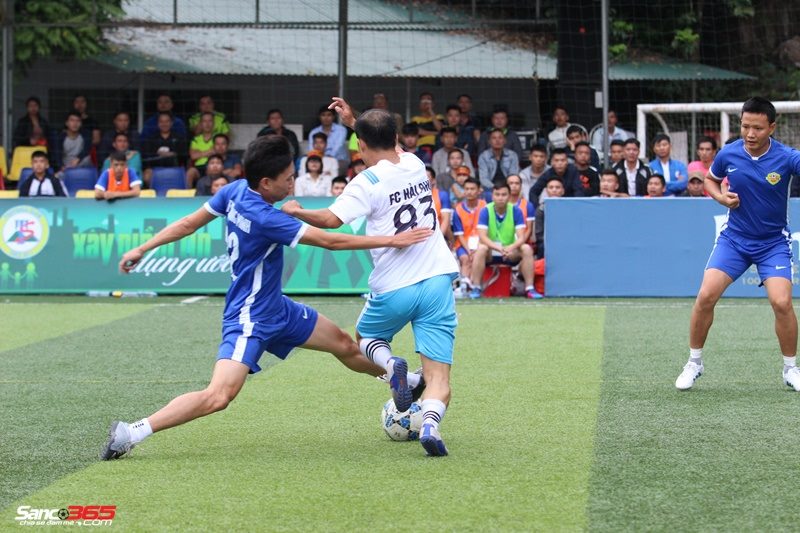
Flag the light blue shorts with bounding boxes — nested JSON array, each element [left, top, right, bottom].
[[357, 273, 458, 365]]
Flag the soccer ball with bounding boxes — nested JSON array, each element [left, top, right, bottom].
[[380, 399, 423, 441]]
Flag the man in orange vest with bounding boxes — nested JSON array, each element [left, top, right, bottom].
[[506, 173, 535, 243], [94, 150, 142, 201], [452, 177, 486, 289]]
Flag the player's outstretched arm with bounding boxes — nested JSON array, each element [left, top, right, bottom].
[[282, 200, 345, 229], [300, 226, 432, 251], [119, 207, 216, 273]]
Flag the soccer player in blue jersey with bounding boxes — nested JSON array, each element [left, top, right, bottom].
[[676, 97, 800, 391], [101, 135, 431, 460]]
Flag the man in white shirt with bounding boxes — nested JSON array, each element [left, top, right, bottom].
[[282, 97, 459, 457], [547, 105, 572, 150], [590, 110, 632, 150]]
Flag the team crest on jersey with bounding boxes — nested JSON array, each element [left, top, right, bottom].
[[766, 172, 781, 185]]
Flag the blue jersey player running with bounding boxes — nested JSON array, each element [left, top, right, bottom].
[[101, 135, 431, 460], [676, 97, 800, 391], [283, 97, 460, 456]]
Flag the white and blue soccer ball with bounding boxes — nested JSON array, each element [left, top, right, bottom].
[[380, 399, 423, 441]]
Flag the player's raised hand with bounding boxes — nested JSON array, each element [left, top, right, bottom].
[[391, 227, 434, 248], [722, 191, 740, 209], [281, 199, 303, 216], [329, 97, 356, 129], [119, 248, 144, 274]]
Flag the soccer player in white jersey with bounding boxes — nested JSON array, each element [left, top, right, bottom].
[[282, 97, 460, 456], [676, 97, 800, 391], [101, 135, 431, 460]]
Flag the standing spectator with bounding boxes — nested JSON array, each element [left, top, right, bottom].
[[99, 111, 140, 165], [308, 106, 349, 169], [547, 105, 572, 150], [140, 93, 187, 139], [195, 155, 230, 196], [298, 133, 339, 179], [187, 112, 217, 186], [573, 141, 600, 197], [646, 174, 666, 198], [330, 176, 347, 197], [534, 177, 566, 259], [529, 149, 582, 206], [432, 127, 473, 178], [477, 109, 523, 159], [19, 151, 66, 197], [437, 149, 467, 192], [688, 135, 718, 176], [680, 171, 706, 197], [443, 104, 476, 159], [52, 112, 93, 173], [451, 177, 486, 289], [71, 95, 101, 147], [457, 93, 484, 131], [258, 109, 301, 158], [371, 93, 404, 133], [614, 138, 652, 197], [101, 133, 142, 176], [142, 112, 188, 186], [188, 95, 230, 137], [598, 168, 629, 198], [477, 129, 519, 193], [590, 110, 632, 150], [411, 92, 443, 149], [94, 151, 141, 201], [398, 123, 432, 165], [468, 182, 539, 300], [13, 96, 49, 148], [609, 139, 625, 165], [506, 174, 536, 243], [212, 134, 242, 181], [519, 144, 549, 195], [295, 154, 332, 197], [649, 133, 688, 195]]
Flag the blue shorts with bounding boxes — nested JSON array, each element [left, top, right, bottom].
[[357, 274, 458, 365], [456, 246, 469, 258], [706, 230, 793, 284], [217, 296, 318, 373]]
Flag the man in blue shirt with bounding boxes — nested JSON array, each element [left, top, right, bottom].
[[676, 97, 800, 392], [101, 135, 430, 460], [648, 133, 688, 195]]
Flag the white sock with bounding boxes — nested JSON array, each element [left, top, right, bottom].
[[525, 285, 534, 292], [128, 418, 153, 444], [407, 372, 421, 388], [421, 399, 446, 429], [359, 338, 393, 374], [784, 356, 796, 371], [689, 348, 703, 365]]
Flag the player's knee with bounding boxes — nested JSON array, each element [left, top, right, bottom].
[[770, 294, 794, 315], [204, 387, 236, 413], [521, 244, 533, 257], [695, 287, 720, 309]]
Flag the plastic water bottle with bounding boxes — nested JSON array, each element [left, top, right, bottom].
[[86, 291, 111, 297], [111, 291, 158, 298]]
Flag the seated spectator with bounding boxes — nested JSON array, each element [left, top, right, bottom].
[[141, 112, 188, 186], [507, 174, 536, 242], [212, 134, 242, 180], [468, 182, 539, 299], [52, 112, 93, 174], [411, 92, 443, 149], [99, 111, 140, 164], [258, 109, 300, 158], [13, 96, 49, 148], [188, 95, 230, 137], [598, 168, 629, 198], [457, 93, 484, 131], [452, 177, 486, 290], [140, 93, 187, 139], [519, 144, 549, 195], [449, 165, 471, 204], [330, 176, 347, 197], [295, 154, 332, 197], [688, 135, 718, 176], [477, 129, 520, 194], [613, 138, 651, 197], [646, 174, 666, 197], [680, 171, 706, 197], [432, 127, 474, 178], [424, 166, 453, 244], [477, 109, 523, 159], [298, 133, 339, 179], [187, 112, 217, 186], [591, 110, 632, 150], [529, 148, 582, 206], [94, 151, 141, 201], [101, 133, 142, 176], [71, 95, 101, 147], [547, 105, 571, 150], [19, 151, 66, 197], [371, 92, 404, 133], [195, 155, 230, 196], [649, 133, 688, 195], [573, 141, 600, 197], [437, 148, 468, 192], [399, 123, 432, 165], [534, 177, 566, 259], [443, 104, 476, 159], [609, 139, 625, 165], [308, 105, 349, 169], [566, 124, 600, 167], [348, 154, 367, 180]]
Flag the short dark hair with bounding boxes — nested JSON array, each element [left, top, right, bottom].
[[493, 182, 510, 192], [600, 168, 618, 178], [267, 108, 283, 119], [545, 176, 564, 186], [200, 111, 214, 120], [696, 135, 717, 150], [530, 144, 547, 155], [332, 176, 348, 187], [624, 138, 640, 148], [158, 111, 173, 121], [31, 150, 48, 162], [213, 133, 229, 144], [457, 94, 472, 101], [243, 135, 295, 189], [445, 104, 461, 114], [649, 173, 666, 186], [318, 105, 335, 116], [401, 123, 419, 136], [610, 139, 625, 148], [419, 91, 433, 100], [553, 104, 568, 114], [207, 154, 223, 165], [66, 111, 82, 122], [440, 127, 457, 136], [110, 150, 127, 163], [574, 141, 591, 151], [506, 173, 521, 184], [491, 108, 508, 118], [355, 109, 397, 151], [742, 96, 776, 123], [550, 147, 568, 158], [312, 132, 328, 143], [566, 124, 584, 137], [114, 111, 130, 120], [464, 177, 480, 188], [652, 133, 671, 145], [113, 132, 129, 142], [25, 96, 41, 107], [489, 128, 506, 138]]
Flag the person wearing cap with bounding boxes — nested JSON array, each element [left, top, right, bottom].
[[294, 153, 332, 197], [680, 171, 707, 197], [648, 133, 688, 195], [450, 165, 472, 204]]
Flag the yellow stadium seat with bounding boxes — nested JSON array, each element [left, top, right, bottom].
[[0, 190, 19, 199], [166, 188, 197, 198], [75, 190, 96, 199], [9, 146, 46, 182], [0, 147, 8, 180], [139, 189, 156, 198]]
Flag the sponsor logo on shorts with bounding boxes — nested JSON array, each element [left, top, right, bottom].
[[766, 172, 781, 185], [776, 265, 789, 270]]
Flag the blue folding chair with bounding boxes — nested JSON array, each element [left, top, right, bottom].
[[19, 167, 34, 183], [150, 167, 187, 197], [63, 167, 99, 197]]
